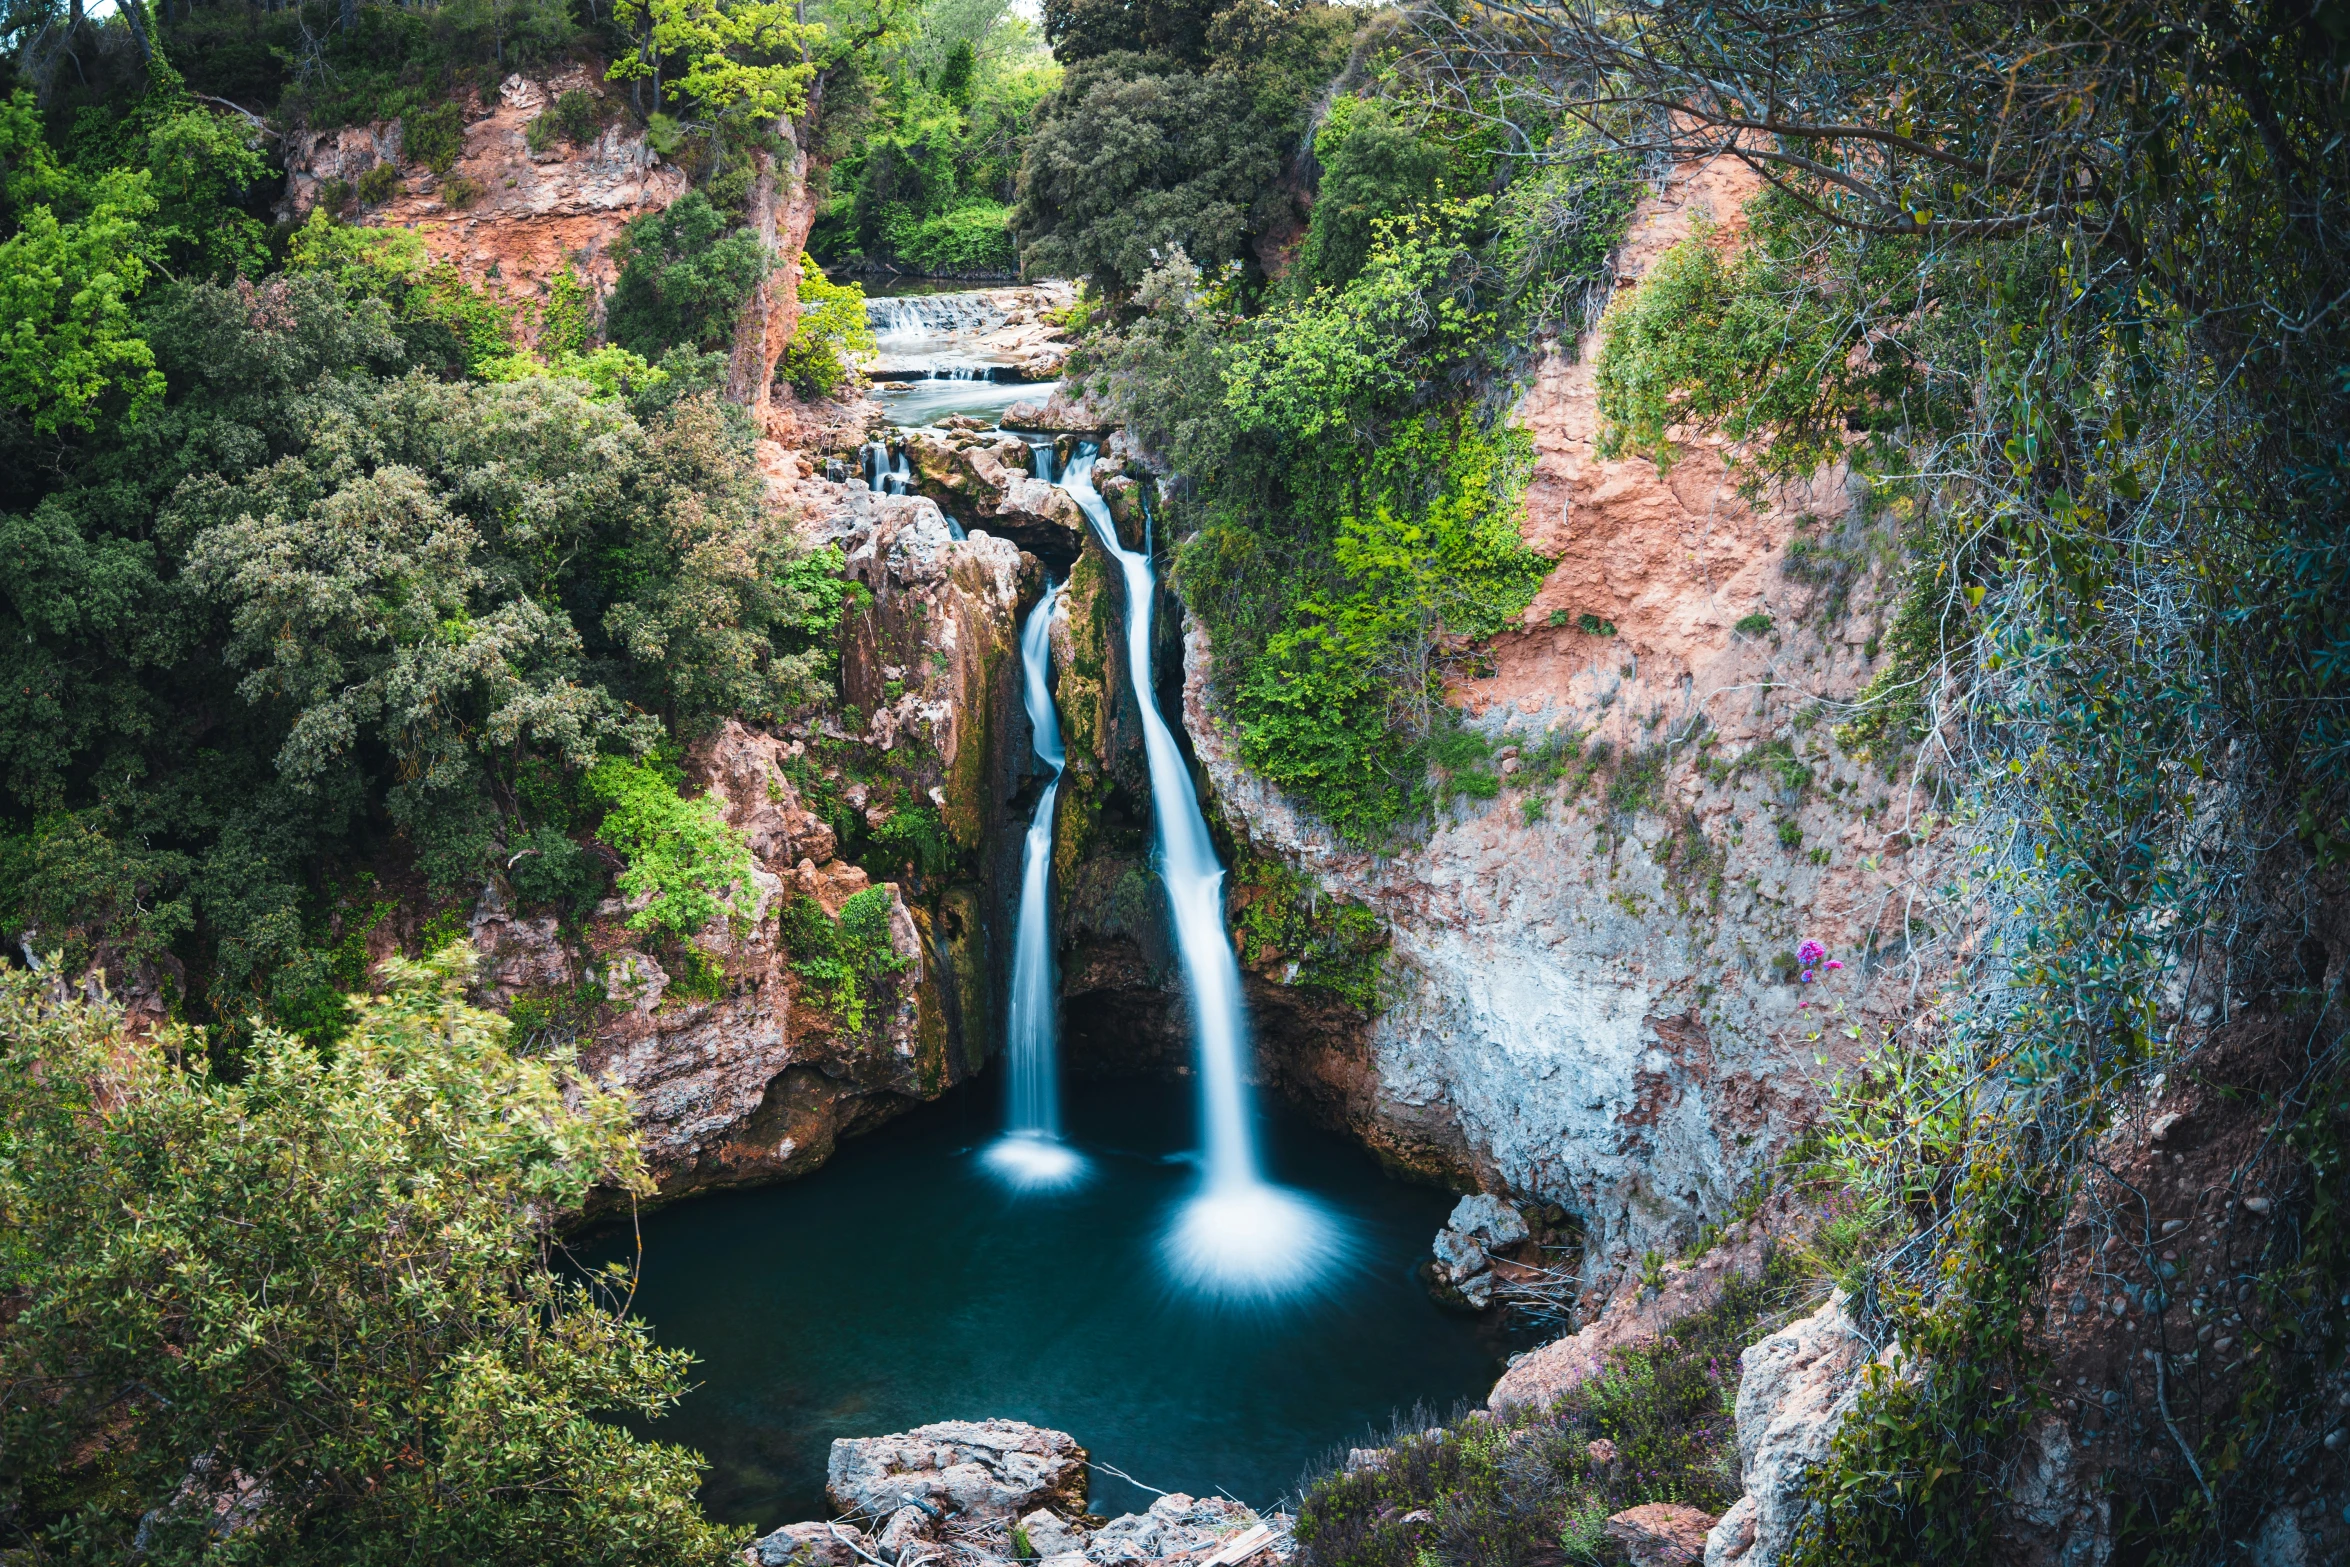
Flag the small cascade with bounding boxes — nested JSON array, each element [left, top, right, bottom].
[[1030, 442, 1058, 484], [864, 441, 915, 497], [1057, 445, 1347, 1299], [865, 292, 1008, 345], [983, 582, 1083, 1190]]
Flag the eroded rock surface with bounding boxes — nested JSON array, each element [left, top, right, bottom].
[[1178, 157, 1949, 1277], [1703, 1293, 1868, 1567], [827, 1420, 1089, 1523]]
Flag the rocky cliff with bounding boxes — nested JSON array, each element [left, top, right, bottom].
[[468, 482, 1042, 1201]]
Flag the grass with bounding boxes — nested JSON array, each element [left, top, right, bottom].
[[1294, 1249, 1808, 1567]]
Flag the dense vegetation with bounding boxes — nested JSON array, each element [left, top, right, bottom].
[[807, 0, 1056, 275], [1012, 0, 1357, 296], [0, 950, 744, 1565], [1061, 56, 1637, 843], [0, 1, 869, 1048]]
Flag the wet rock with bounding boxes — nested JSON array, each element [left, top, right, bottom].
[[1003, 388, 1119, 435], [749, 1520, 884, 1567], [1085, 1494, 1259, 1566], [1704, 1293, 1867, 1567], [828, 1420, 1089, 1523], [1451, 1194, 1531, 1249], [1607, 1503, 1714, 1566]]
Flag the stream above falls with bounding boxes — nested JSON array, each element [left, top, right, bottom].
[[575, 1075, 1528, 1534]]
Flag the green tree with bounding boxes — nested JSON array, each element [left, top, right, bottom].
[[0, 948, 744, 1565], [584, 755, 756, 938], [0, 165, 164, 434], [603, 192, 770, 360]]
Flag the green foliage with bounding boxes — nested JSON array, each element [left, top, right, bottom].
[[403, 100, 465, 177], [0, 263, 828, 1035], [604, 192, 769, 361], [1732, 611, 1773, 637], [0, 949, 743, 1565], [1087, 135, 1636, 844], [508, 822, 608, 916], [607, 0, 817, 127], [782, 257, 875, 397], [540, 264, 597, 357], [1294, 1251, 1803, 1567], [781, 886, 910, 1034], [1294, 97, 1451, 292], [1014, 0, 1357, 295], [1230, 853, 1390, 1013], [0, 159, 164, 435], [584, 757, 756, 938], [287, 209, 519, 375]]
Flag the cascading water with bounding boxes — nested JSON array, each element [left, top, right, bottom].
[[1058, 445, 1348, 1299], [983, 582, 1084, 1190]]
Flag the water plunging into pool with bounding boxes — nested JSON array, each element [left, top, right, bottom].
[[982, 581, 1082, 1190], [1058, 446, 1348, 1301]]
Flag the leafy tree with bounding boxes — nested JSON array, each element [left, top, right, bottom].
[[782, 256, 875, 396], [1013, 0, 1356, 295], [604, 192, 770, 360], [1292, 97, 1449, 291], [0, 948, 744, 1566], [0, 164, 164, 434]]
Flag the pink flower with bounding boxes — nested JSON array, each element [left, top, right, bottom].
[[1798, 939, 1827, 966], [1826, 959, 1843, 971]]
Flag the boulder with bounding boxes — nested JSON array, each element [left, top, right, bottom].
[[828, 1420, 1088, 1524], [1085, 1494, 1259, 1566], [1020, 1508, 1090, 1557], [1606, 1503, 1715, 1566], [1448, 1194, 1530, 1249], [747, 1520, 883, 1567], [1704, 1293, 1867, 1567]]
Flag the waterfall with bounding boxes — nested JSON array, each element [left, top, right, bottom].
[[983, 583, 1083, 1190], [1058, 445, 1345, 1299]]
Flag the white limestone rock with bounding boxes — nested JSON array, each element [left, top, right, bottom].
[[1704, 1293, 1867, 1567], [828, 1420, 1088, 1524]]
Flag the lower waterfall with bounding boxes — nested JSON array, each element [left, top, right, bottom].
[[1058, 445, 1348, 1300]]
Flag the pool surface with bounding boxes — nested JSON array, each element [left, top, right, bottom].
[[575, 1076, 1527, 1531]]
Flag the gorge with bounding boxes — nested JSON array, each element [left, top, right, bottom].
[[0, 2, 2344, 1565]]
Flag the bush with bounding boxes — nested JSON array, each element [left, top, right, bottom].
[[584, 757, 756, 939], [356, 161, 401, 205], [1294, 1252, 1803, 1567], [780, 886, 910, 1033], [0, 950, 744, 1564], [604, 192, 769, 359], [780, 258, 874, 398], [402, 100, 464, 176], [554, 89, 600, 145]]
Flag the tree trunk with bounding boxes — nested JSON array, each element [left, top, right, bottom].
[[723, 108, 823, 420]]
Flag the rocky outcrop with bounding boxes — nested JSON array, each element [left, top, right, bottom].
[[1004, 387, 1121, 435], [901, 429, 1091, 566], [1609, 1503, 1717, 1567], [827, 1419, 1089, 1523], [754, 1418, 1276, 1567], [1428, 1194, 1529, 1310], [1703, 1293, 1868, 1567], [279, 66, 683, 306], [470, 483, 1037, 1202], [1177, 155, 1948, 1280]]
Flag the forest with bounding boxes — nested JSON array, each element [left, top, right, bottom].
[[2, 0, 2347, 1560]]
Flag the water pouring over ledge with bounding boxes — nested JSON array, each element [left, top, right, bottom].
[[1058, 444, 1350, 1300], [982, 581, 1084, 1191]]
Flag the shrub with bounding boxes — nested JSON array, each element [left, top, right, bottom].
[[442, 174, 484, 208], [355, 161, 398, 206], [604, 192, 768, 359], [1733, 611, 1774, 637], [780, 887, 910, 1033], [402, 100, 464, 176], [1294, 1251, 1802, 1567], [780, 257, 874, 399], [584, 757, 756, 939], [526, 111, 558, 154], [0, 950, 744, 1564], [555, 89, 600, 145]]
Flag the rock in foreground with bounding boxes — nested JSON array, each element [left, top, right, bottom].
[[828, 1419, 1089, 1522]]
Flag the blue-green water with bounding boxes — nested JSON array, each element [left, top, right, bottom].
[[575, 1077, 1525, 1532]]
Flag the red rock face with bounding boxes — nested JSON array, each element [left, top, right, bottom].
[[279, 67, 687, 325], [1183, 158, 1953, 1285]]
